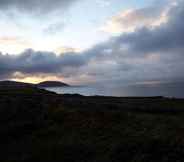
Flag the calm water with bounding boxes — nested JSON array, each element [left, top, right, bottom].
[[45, 83, 184, 98]]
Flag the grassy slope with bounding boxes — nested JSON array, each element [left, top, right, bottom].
[[0, 87, 184, 162]]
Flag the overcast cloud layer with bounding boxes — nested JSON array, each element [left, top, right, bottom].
[[0, 0, 184, 84], [0, 0, 77, 14]]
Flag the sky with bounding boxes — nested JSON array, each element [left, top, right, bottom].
[[0, 0, 183, 85]]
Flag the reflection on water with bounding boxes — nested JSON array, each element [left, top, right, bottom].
[[45, 83, 184, 98]]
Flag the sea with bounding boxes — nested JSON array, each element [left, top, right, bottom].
[[45, 82, 184, 98]]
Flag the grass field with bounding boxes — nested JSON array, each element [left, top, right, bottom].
[[1, 86, 184, 162]]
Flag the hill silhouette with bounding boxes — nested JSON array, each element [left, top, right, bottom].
[[0, 80, 69, 88], [37, 81, 69, 87], [0, 80, 34, 88]]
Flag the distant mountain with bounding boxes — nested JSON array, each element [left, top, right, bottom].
[[0, 80, 69, 89], [0, 80, 34, 88], [37, 81, 69, 87]]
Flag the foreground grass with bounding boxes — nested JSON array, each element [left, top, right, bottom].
[[1, 87, 184, 162]]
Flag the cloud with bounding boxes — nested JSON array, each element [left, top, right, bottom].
[[0, 0, 77, 15], [0, 36, 30, 46], [55, 46, 81, 54], [116, 2, 184, 55], [100, 1, 173, 34], [0, 0, 78, 53], [43, 22, 66, 35], [96, 0, 111, 7], [83, 0, 184, 83], [0, 0, 184, 85], [0, 49, 87, 78], [0, 36, 32, 54]]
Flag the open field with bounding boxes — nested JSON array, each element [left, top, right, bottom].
[[1, 86, 184, 162]]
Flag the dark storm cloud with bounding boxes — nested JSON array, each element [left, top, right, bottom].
[[0, 49, 87, 78], [115, 1, 184, 55], [0, 0, 77, 14], [81, 0, 184, 82], [94, 0, 184, 61]]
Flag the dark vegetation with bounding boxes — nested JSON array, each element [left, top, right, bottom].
[[0, 80, 69, 88], [0, 82, 184, 162]]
